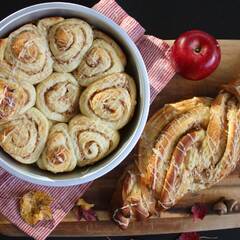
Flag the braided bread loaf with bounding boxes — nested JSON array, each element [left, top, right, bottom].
[[112, 79, 240, 229]]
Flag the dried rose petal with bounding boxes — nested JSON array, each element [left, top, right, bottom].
[[75, 198, 98, 221], [82, 208, 98, 221], [77, 208, 98, 221], [179, 232, 200, 240], [191, 203, 208, 220]]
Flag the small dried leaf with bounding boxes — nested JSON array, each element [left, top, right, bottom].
[[191, 203, 208, 220], [76, 198, 94, 210], [20, 191, 53, 225], [179, 232, 200, 240]]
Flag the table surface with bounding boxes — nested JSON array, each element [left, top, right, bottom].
[[1, 0, 240, 239]]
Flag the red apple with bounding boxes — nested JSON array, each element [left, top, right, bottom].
[[171, 30, 221, 80]]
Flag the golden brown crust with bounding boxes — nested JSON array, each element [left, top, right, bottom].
[[112, 79, 240, 229]]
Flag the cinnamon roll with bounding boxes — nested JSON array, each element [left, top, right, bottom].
[[47, 18, 93, 72], [0, 24, 53, 84], [37, 123, 77, 173], [69, 115, 120, 167], [37, 17, 64, 37], [74, 30, 126, 86], [79, 73, 137, 130], [0, 107, 49, 164], [19, 81, 36, 114], [36, 72, 81, 122], [0, 79, 35, 123]]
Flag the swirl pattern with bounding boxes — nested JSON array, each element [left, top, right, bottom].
[[38, 123, 77, 173], [69, 115, 120, 167], [112, 82, 240, 228], [0, 16, 137, 173], [36, 72, 81, 122], [0, 79, 36, 123], [47, 18, 93, 72], [0, 24, 53, 84], [79, 73, 136, 130], [74, 30, 126, 86], [0, 107, 49, 164]]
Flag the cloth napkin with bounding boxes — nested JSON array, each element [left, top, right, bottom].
[[0, 0, 176, 239]]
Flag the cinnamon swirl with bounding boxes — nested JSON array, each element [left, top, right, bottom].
[[0, 79, 36, 123], [0, 24, 53, 84], [47, 18, 93, 72], [0, 107, 49, 164], [38, 123, 77, 173], [79, 73, 136, 130], [36, 72, 81, 122], [74, 30, 126, 86], [69, 115, 120, 167]]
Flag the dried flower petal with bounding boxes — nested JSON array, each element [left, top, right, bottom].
[[20, 191, 52, 225], [80, 208, 98, 221], [179, 232, 200, 240], [76, 198, 94, 210], [191, 203, 208, 220], [77, 207, 97, 221], [75, 198, 97, 221]]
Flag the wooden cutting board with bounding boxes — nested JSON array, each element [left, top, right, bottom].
[[1, 40, 240, 237]]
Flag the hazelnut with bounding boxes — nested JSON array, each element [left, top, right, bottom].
[[225, 199, 240, 213], [213, 201, 227, 215]]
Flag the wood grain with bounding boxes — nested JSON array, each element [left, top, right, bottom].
[[1, 40, 240, 237]]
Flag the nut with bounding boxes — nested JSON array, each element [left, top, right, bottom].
[[225, 199, 240, 213], [213, 201, 227, 215]]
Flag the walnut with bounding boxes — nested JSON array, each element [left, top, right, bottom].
[[20, 191, 53, 225], [212, 197, 240, 215], [225, 199, 240, 212]]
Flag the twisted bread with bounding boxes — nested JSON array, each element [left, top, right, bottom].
[[112, 80, 240, 228]]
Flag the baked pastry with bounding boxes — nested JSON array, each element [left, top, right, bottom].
[[79, 73, 136, 130], [111, 81, 240, 228], [69, 115, 120, 167], [0, 107, 49, 164], [74, 30, 126, 86], [46, 18, 93, 72], [37, 123, 77, 173], [0, 79, 35, 123], [36, 72, 80, 122], [19, 81, 36, 114], [37, 17, 64, 37], [0, 24, 53, 84], [0, 17, 135, 173]]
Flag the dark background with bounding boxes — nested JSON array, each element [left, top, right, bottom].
[[1, 0, 240, 239]]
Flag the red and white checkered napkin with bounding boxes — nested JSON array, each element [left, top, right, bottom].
[[0, 0, 176, 239]]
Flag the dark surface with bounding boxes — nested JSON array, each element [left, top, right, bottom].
[[1, 0, 240, 239]]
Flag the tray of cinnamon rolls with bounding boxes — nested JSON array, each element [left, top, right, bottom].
[[0, 16, 138, 175]]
